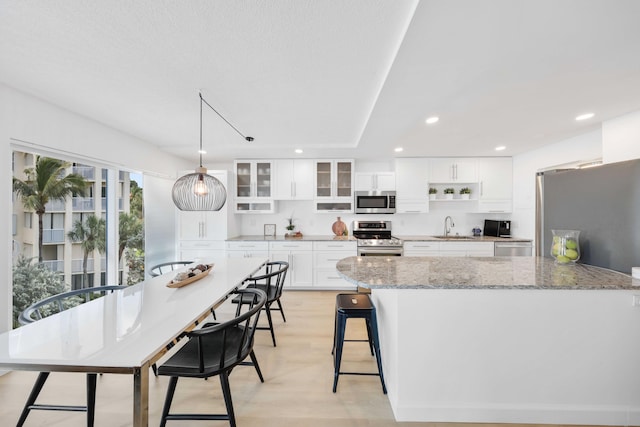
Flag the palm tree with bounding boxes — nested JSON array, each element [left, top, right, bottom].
[[67, 215, 106, 288], [118, 212, 143, 263], [13, 156, 87, 262]]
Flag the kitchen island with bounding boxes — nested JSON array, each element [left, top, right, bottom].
[[336, 256, 640, 425]]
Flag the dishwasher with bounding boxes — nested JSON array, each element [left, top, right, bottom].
[[494, 241, 533, 256]]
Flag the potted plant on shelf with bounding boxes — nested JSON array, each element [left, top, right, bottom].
[[444, 188, 455, 200], [459, 187, 472, 200], [429, 187, 437, 200]]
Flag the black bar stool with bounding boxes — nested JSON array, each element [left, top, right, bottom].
[[332, 293, 386, 394]]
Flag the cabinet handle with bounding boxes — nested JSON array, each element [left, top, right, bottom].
[[480, 181, 484, 196], [291, 182, 295, 197], [404, 210, 421, 213]]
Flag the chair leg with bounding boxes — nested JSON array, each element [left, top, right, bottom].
[[333, 314, 346, 393], [17, 371, 49, 427], [159, 376, 178, 427], [265, 305, 276, 347], [276, 298, 286, 322], [219, 371, 236, 427], [249, 350, 264, 383], [86, 373, 97, 427]]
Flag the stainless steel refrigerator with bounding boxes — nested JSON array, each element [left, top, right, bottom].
[[535, 158, 640, 274]]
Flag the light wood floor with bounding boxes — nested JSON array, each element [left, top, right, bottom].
[[0, 290, 615, 427]]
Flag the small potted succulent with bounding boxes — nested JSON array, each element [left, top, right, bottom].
[[459, 187, 472, 200], [444, 188, 455, 200], [429, 187, 437, 200]]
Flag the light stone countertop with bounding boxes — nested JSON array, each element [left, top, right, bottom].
[[227, 235, 529, 242], [336, 256, 640, 290], [227, 235, 356, 242]]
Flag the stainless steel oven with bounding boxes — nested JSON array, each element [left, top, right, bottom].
[[353, 220, 403, 256]]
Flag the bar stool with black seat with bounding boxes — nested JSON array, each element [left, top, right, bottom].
[[17, 285, 125, 427], [232, 261, 288, 347], [332, 292, 386, 394], [157, 288, 267, 427]]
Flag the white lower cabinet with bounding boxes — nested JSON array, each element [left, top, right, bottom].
[[226, 241, 269, 259], [313, 241, 357, 290], [269, 241, 313, 288]]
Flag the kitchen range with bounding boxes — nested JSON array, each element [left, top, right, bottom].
[[352, 220, 403, 256]]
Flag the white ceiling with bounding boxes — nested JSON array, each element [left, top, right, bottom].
[[2, 0, 640, 165]]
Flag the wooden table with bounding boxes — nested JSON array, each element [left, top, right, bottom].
[[0, 257, 267, 427]]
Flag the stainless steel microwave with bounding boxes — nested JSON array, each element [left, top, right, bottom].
[[354, 191, 396, 214]]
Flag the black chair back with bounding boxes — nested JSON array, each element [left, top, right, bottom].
[[244, 261, 289, 302], [19, 285, 126, 325], [149, 261, 193, 277]]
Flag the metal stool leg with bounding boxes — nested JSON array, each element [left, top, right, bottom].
[[332, 312, 347, 393], [369, 309, 387, 394]]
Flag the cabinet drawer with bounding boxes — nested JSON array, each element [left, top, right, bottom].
[[314, 270, 355, 289], [440, 241, 494, 251], [404, 241, 441, 251], [315, 251, 354, 268], [269, 241, 313, 251], [181, 240, 226, 250], [226, 241, 269, 251], [313, 241, 357, 251]]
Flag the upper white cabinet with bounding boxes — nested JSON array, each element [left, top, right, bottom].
[[354, 172, 396, 192], [477, 157, 513, 213], [273, 159, 314, 200], [234, 160, 275, 213], [429, 158, 478, 183], [314, 159, 354, 212], [394, 158, 429, 213]]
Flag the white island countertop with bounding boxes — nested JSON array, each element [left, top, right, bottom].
[[336, 256, 639, 290]]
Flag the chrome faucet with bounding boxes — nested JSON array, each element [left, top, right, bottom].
[[444, 216, 455, 237]]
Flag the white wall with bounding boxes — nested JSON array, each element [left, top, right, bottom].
[[603, 110, 640, 163], [1, 84, 190, 333], [511, 130, 603, 244]]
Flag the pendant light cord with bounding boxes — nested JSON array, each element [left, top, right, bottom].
[[199, 92, 254, 143]]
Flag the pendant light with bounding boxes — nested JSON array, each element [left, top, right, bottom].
[[172, 93, 253, 211]]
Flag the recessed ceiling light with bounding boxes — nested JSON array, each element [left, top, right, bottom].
[[295, 149, 303, 154], [575, 113, 595, 121], [425, 116, 439, 125], [394, 147, 403, 153], [495, 146, 506, 151]]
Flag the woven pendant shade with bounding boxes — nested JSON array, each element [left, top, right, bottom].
[[172, 167, 227, 211], [172, 92, 252, 211]]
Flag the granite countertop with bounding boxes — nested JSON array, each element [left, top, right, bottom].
[[227, 235, 356, 242], [227, 235, 529, 242], [397, 235, 532, 242], [336, 256, 640, 290]]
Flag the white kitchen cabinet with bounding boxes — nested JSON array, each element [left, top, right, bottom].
[[313, 241, 357, 290], [403, 241, 440, 256], [314, 159, 354, 212], [269, 241, 313, 288], [234, 160, 276, 213], [273, 159, 314, 200], [226, 241, 269, 258], [354, 172, 396, 192], [439, 241, 494, 257], [429, 158, 478, 183], [477, 157, 513, 213], [395, 158, 429, 213]]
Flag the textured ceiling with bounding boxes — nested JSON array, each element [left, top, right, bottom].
[[1, 0, 640, 165]]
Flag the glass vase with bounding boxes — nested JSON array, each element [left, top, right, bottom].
[[551, 229, 580, 264]]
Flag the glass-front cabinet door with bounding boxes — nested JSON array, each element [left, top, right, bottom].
[[235, 161, 272, 199], [314, 159, 354, 212]]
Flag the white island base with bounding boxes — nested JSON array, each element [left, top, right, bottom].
[[371, 288, 640, 425]]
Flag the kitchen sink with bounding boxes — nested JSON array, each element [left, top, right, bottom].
[[431, 235, 474, 240]]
